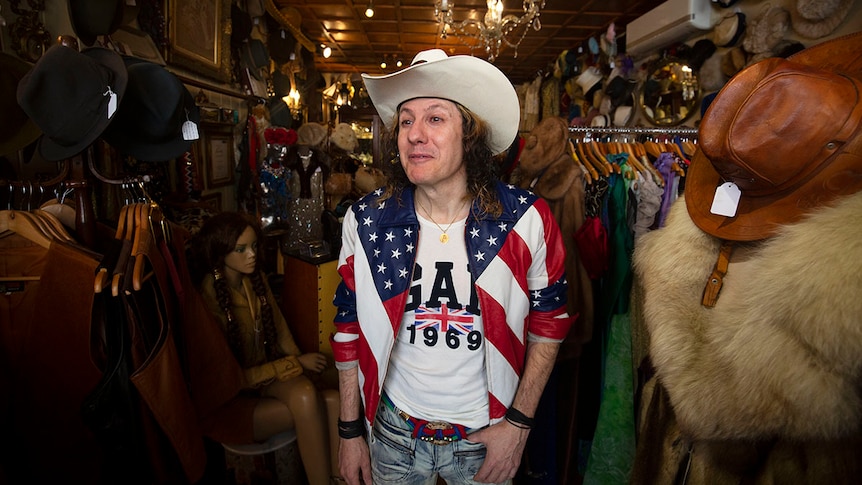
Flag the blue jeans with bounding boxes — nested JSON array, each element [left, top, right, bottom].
[[370, 398, 509, 485]]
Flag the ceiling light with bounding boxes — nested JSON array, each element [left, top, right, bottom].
[[321, 44, 332, 58], [434, 0, 545, 62], [380, 59, 387, 69], [365, 0, 374, 18], [396, 59, 403, 68]]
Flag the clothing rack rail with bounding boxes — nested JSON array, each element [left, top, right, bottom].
[[569, 126, 698, 137]]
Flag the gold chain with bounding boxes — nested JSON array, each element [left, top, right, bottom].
[[416, 196, 469, 244]]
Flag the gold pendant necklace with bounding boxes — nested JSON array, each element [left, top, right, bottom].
[[416, 196, 469, 244]]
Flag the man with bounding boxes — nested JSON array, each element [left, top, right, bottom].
[[331, 49, 575, 485]]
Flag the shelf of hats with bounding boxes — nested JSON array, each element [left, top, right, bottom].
[[3, 0, 861, 236], [533, 0, 862, 134]]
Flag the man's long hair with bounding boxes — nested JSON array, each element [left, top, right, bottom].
[[379, 101, 503, 218]]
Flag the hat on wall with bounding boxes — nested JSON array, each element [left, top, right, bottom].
[[330, 123, 358, 152], [742, 5, 791, 55], [67, 0, 125, 47], [296, 122, 327, 147], [0, 53, 41, 157], [361, 49, 519, 156], [791, 0, 855, 39], [102, 58, 199, 161], [712, 11, 747, 47], [17, 45, 128, 161], [686, 32, 862, 241]]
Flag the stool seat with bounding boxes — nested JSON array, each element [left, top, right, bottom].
[[222, 429, 297, 456]]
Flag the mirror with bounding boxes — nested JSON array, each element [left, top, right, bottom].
[[640, 58, 700, 126]]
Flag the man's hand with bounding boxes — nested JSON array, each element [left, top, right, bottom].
[[467, 420, 530, 483], [339, 436, 372, 485]]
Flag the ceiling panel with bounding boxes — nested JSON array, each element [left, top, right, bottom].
[[274, 0, 667, 85]]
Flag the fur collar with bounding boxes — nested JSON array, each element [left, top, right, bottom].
[[634, 193, 862, 441]]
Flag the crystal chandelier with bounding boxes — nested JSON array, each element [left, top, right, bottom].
[[434, 0, 545, 62]]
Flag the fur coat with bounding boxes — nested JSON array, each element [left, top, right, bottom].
[[630, 193, 862, 483], [518, 116, 594, 356]]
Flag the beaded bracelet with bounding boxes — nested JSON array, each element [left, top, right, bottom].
[[505, 406, 535, 429], [337, 418, 365, 439]]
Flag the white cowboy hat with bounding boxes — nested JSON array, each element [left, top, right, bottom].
[[361, 49, 519, 156]]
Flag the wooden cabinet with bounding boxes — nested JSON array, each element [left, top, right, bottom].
[[280, 254, 340, 357]]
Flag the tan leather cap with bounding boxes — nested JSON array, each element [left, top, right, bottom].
[[686, 32, 862, 241]]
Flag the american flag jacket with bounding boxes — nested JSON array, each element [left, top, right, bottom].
[[331, 181, 574, 425]]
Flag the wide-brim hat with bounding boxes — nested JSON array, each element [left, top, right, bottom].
[[68, 0, 125, 47], [17, 45, 128, 162], [686, 32, 862, 241], [791, 0, 855, 39], [361, 49, 519, 156], [102, 58, 199, 161], [0, 53, 41, 157]]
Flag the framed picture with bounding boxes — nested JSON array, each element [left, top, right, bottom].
[[199, 192, 222, 212], [167, 0, 231, 82], [202, 123, 235, 188]]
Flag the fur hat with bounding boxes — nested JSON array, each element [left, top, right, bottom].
[[687, 32, 862, 241], [362, 49, 519, 155], [17, 45, 128, 161], [0, 53, 40, 157], [330, 123, 358, 152], [791, 0, 855, 39], [296, 122, 327, 147], [520, 116, 569, 173], [743, 5, 791, 54], [699, 51, 728, 92]]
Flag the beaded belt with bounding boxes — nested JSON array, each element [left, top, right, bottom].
[[381, 393, 468, 446]]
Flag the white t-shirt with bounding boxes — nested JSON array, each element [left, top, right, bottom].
[[383, 213, 489, 428]]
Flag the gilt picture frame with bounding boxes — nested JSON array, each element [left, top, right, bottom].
[[167, 0, 231, 82]]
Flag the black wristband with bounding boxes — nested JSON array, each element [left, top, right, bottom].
[[505, 406, 535, 429], [337, 418, 365, 439]]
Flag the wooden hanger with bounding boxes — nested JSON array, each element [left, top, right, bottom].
[[567, 139, 595, 184], [0, 210, 52, 249], [0, 210, 53, 282], [576, 139, 610, 178], [30, 210, 75, 243]]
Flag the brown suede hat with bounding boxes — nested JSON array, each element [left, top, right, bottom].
[[686, 32, 862, 241]]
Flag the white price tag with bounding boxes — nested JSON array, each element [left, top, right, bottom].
[[710, 182, 741, 217], [182, 120, 200, 141], [105, 87, 118, 119]]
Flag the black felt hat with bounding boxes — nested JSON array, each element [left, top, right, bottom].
[[0, 53, 41, 157], [17, 45, 128, 161], [102, 58, 199, 161], [67, 0, 125, 46]]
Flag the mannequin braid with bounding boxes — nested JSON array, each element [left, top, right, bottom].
[[213, 268, 245, 362], [250, 270, 280, 361]]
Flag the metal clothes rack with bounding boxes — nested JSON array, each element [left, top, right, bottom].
[[568, 125, 699, 137]]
